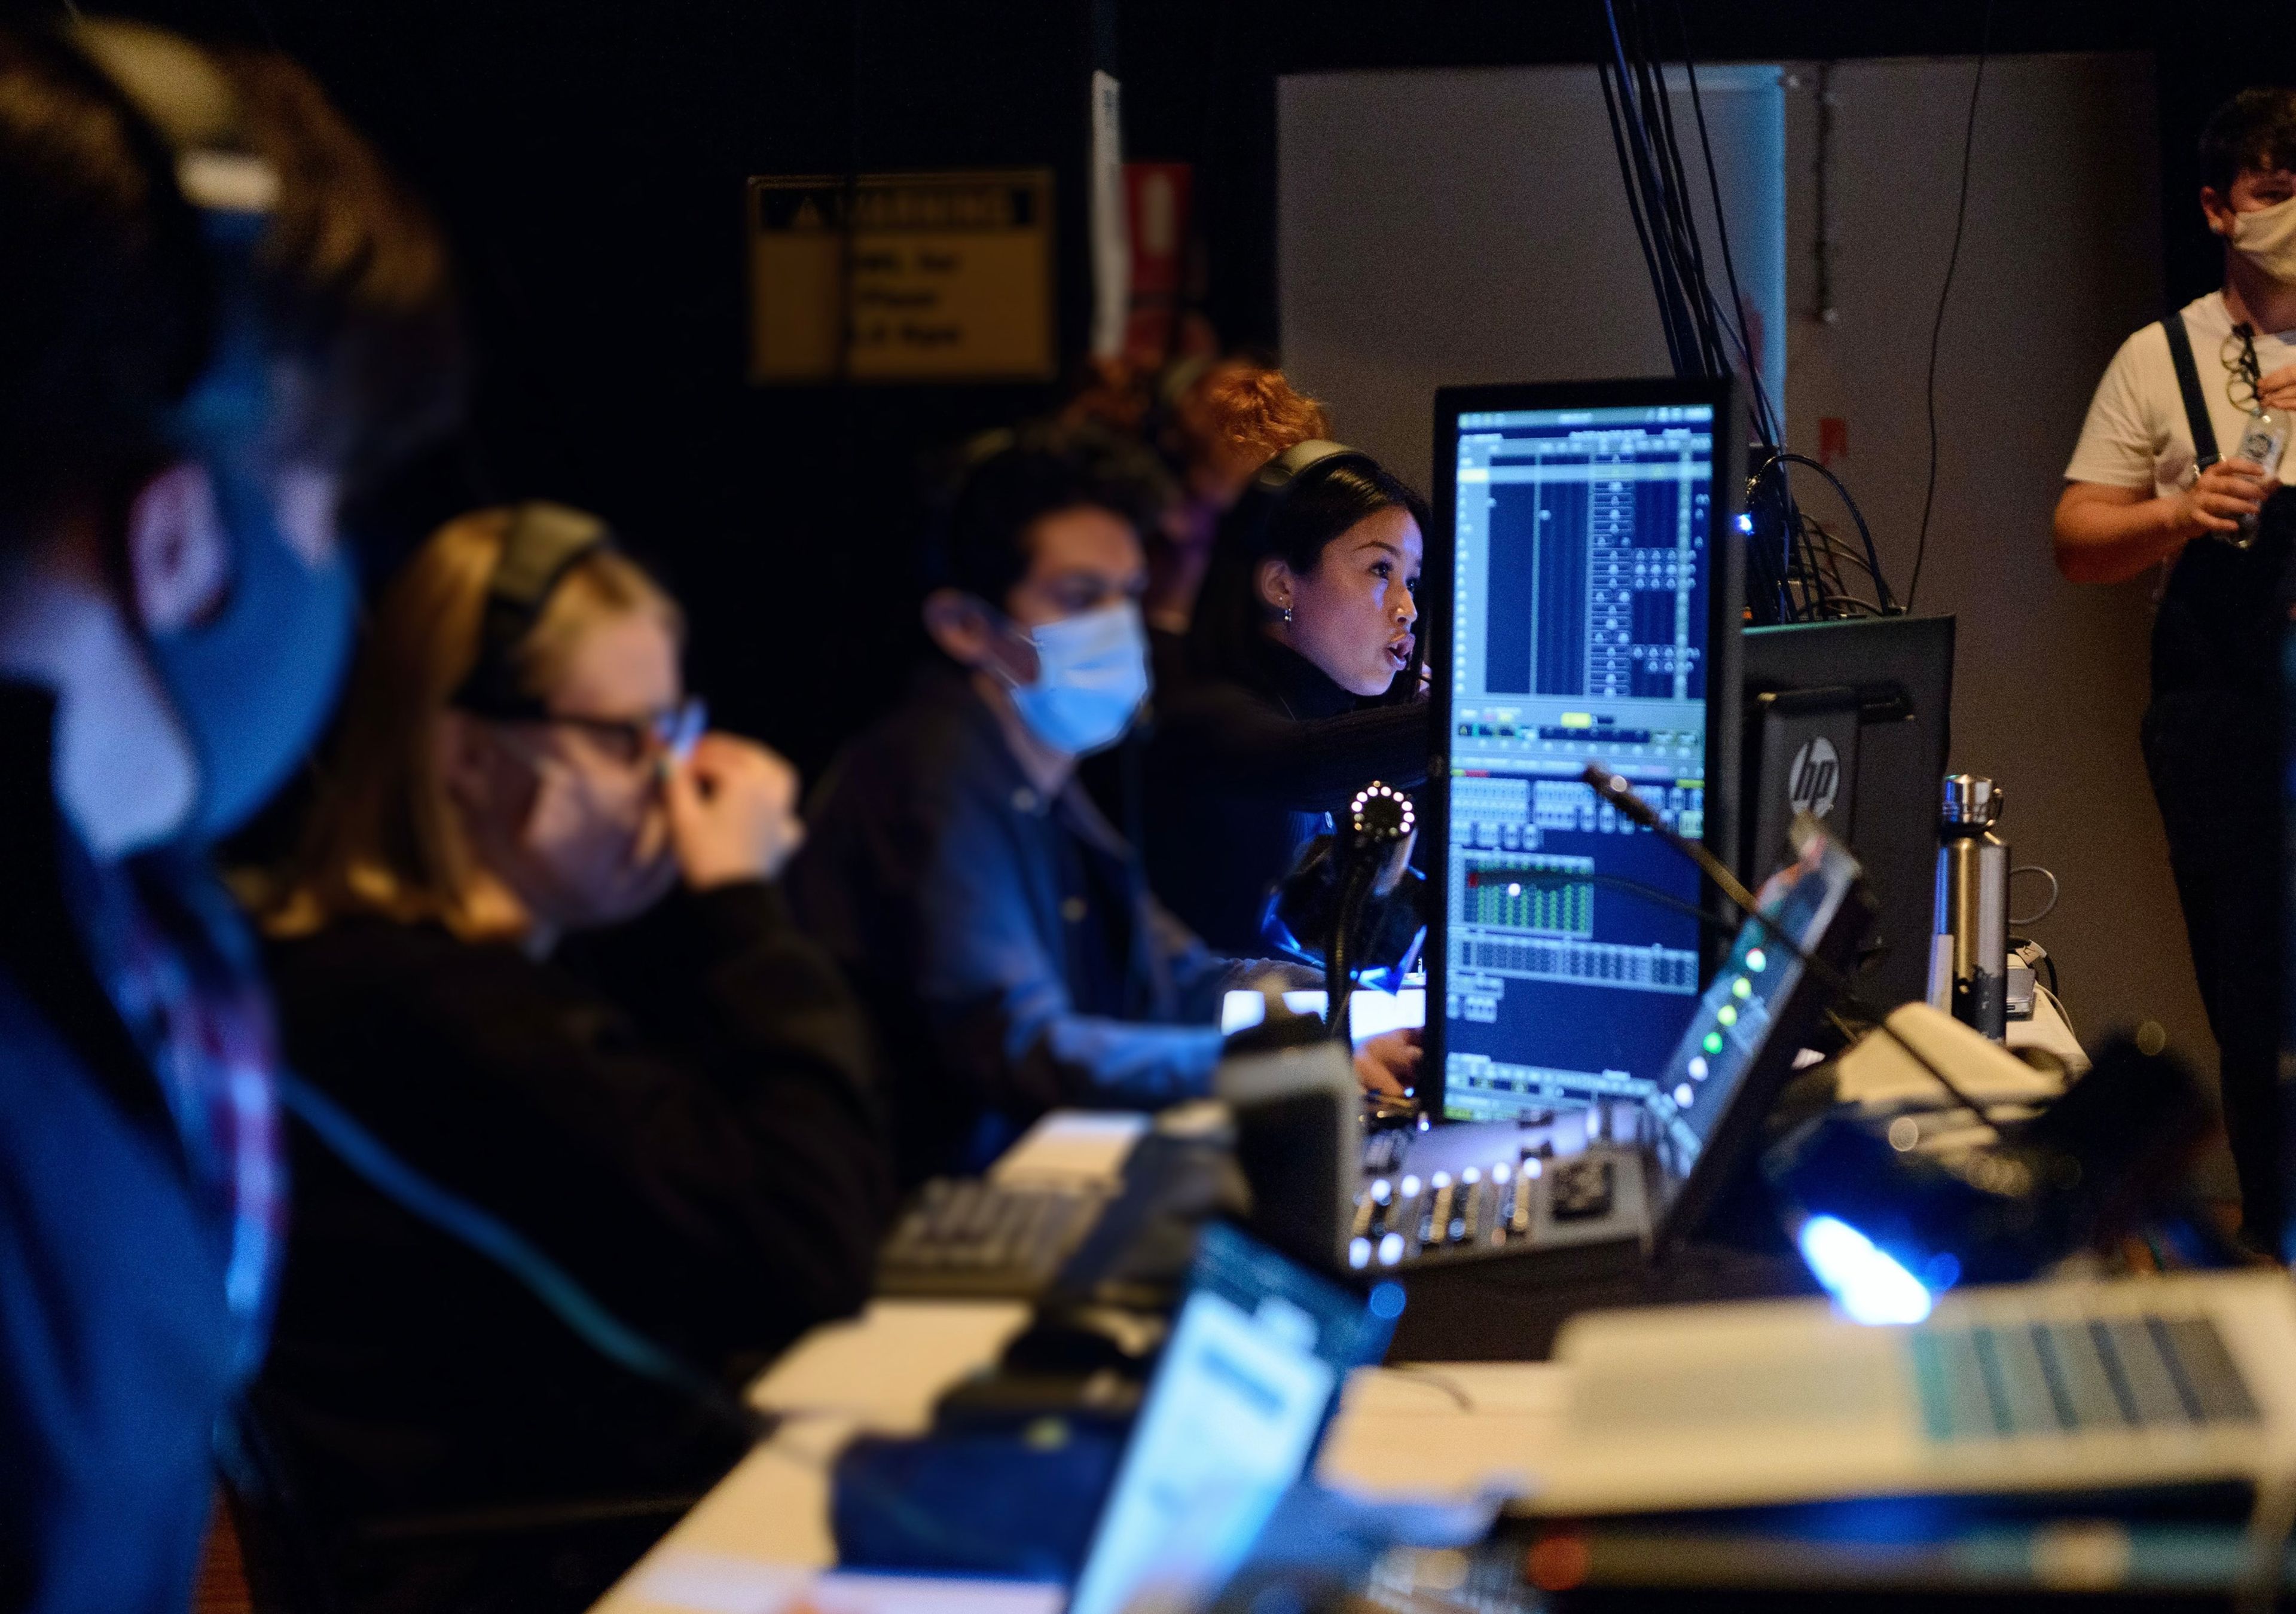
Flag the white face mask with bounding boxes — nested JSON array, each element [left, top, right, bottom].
[[1004, 600, 1151, 757], [2227, 193, 2296, 288]]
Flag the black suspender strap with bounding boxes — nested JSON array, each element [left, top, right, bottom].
[[2161, 310, 2221, 471]]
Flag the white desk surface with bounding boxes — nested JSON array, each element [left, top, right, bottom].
[[590, 1297, 1559, 1614], [594, 998, 2089, 1614]]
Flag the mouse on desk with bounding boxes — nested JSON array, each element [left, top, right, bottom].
[[929, 1306, 1161, 1435], [999, 1303, 1164, 1379]]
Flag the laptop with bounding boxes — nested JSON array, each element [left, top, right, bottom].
[[1062, 1221, 1401, 1614], [1531, 1268, 2296, 1518]]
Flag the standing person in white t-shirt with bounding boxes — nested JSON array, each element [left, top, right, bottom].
[[2055, 88, 2296, 1254]]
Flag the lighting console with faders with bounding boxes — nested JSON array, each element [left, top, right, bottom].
[[1372, 827, 1874, 1358]]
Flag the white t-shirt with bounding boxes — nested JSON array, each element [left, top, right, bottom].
[[2065, 290, 2296, 496]]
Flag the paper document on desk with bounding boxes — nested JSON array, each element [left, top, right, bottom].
[[632, 1551, 1061, 1614]]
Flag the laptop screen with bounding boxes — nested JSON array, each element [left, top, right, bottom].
[[1065, 1224, 1400, 1614], [1645, 830, 1862, 1239]]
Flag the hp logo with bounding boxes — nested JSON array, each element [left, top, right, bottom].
[[1788, 737, 1841, 820]]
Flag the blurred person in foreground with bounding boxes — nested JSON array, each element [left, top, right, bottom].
[[0, 19, 456, 1610], [789, 423, 1415, 1187], [250, 505, 890, 1610]]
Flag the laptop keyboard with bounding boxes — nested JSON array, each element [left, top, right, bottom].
[[1910, 1314, 2260, 1442]]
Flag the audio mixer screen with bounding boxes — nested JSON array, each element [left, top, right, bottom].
[[1442, 402, 1716, 1123]]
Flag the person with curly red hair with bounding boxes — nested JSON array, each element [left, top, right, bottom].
[[1147, 359, 1333, 652]]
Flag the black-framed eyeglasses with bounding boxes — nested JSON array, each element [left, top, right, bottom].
[[530, 697, 707, 768]]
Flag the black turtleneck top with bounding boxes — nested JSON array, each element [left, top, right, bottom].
[[1141, 637, 1432, 953]]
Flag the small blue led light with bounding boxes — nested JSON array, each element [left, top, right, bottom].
[[1369, 1282, 1407, 1320], [1734, 513, 1755, 534], [1796, 1215, 1934, 1325]]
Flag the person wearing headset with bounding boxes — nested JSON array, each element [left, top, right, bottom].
[[246, 505, 890, 1610], [787, 422, 1413, 1187], [2054, 88, 2296, 1252], [1141, 443, 1433, 957], [0, 21, 459, 1613]]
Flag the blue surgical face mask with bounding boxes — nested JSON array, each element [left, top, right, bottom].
[[141, 462, 356, 844], [1004, 600, 1151, 757]]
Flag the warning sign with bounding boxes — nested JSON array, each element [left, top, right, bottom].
[[747, 170, 1055, 384]]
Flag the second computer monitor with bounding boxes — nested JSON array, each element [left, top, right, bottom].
[[1429, 379, 1744, 1123]]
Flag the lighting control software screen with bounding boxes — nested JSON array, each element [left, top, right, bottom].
[[1442, 402, 1716, 1123]]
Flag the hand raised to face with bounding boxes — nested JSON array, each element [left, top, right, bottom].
[[663, 732, 806, 889]]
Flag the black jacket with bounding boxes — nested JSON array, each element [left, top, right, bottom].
[[1143, 638, 1432, 953], [786, 663, 1236, 1187], [254, 881, 891, 1609]]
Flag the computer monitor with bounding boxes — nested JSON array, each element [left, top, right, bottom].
[[1428, 378, 1745, 1124], [1741, 615, 1955, 1013]]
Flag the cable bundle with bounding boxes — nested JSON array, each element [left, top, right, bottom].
[[1595, 0, 1895, 624]]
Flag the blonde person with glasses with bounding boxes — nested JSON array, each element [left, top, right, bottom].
[[248, 504, 890, 1612]]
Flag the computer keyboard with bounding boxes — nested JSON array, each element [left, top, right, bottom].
[[877, 1134, 1238, 1304], [1910, 1314, 2260, 1442], [877, 1177, 1112, 1299]]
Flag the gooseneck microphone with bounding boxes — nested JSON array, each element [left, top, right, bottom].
[[1581, 762, 1762, 917], [1578, 763, 1985, 1117], [1326, 782, 1416, 1041]]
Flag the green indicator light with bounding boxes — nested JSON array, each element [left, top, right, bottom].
[[1716, 1004, 1738, 1028], [1702, 1032, 1724, 1055], [1732, 977, 1752, 999]]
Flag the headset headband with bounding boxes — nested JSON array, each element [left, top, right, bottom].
[[452, 502, 615, 719], [1251, 438, 1375, 500], [67, 22, 279, 216]]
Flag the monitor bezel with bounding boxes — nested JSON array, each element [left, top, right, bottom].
[[1425, 376, 1746, 1123]]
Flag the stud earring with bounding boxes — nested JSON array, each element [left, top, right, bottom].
[[1281, 604, 1294, 626]]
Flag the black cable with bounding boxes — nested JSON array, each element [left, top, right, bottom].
[[1671, 1, 1776, 445], [1632, 2, 1728, 377], [1504, 864, 1987, 1117], [1601, 3, 1706, 373], [1576, 766, 1993, 1116], [277, 1074, 772, 1445], [1906, 4, 1993, 614], [1598, 55, 1697, 374], [1326, 857, 1378, 1043], [1753, 452, 1896, 612], [1596, 59, 1688, 377]]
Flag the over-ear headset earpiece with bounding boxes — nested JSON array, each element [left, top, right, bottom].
[[451, 502, 615, 720], [1221, 438, 1379, 570]]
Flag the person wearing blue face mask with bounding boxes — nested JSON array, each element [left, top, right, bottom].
[[0, 21, 458, 1612], [789, 423, 1413, 1185]]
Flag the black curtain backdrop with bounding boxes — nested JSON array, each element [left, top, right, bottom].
[[10, 0, 2283, 774]]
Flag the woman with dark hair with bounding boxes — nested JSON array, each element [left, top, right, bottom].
[[1142, 445, 1433, 954]]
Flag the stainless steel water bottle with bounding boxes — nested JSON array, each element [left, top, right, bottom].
[[1931, 774, 2009, 1040]]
